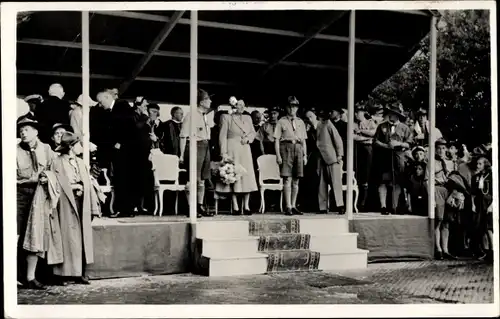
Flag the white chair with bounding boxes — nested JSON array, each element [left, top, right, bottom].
[[257, 155, 283, 214], [327, 170, 359, 213], [99, 168, 116, 215], [151, 153, 186, 216]]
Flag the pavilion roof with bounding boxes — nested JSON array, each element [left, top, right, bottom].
[[16, 9, 434, 108]]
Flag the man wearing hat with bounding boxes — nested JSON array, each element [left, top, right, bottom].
[[179, 89, 215, 218], [414, 107, 443, 147], [373, 102, 413, 215], [353, 105, 378, 209], [274, 96, 308, 216], [258, 106, 281, 155], [16, 118, 56, 289], [18, 94, 43, 122], [52, 131, 101, 284]]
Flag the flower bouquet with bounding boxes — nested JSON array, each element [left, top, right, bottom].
[[214, 157, 246, 185]]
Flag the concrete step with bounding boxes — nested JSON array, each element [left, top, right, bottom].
[[195, 220, 249, 239], [201, 253, 268, 277], [317, 249, 369, 271], [298, 217, 349, 235], [200, 236, 259, 257], [308, 233, 359, 253]]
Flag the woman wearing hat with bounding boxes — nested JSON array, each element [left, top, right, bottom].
[[373, 103, 413, 215], [51, 131, 101, 284], [470, 147, 493, 262]]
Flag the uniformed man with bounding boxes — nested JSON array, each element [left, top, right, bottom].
[[274, 96, 307, 216]]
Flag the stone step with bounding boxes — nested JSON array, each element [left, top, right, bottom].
[[201, 253, 268, 277], [309, 233, 359, 253], [195, 220, 249, 239], [200, 236, 259, 257], [317, 249, 369, 271], [298, 217, 349, 235]]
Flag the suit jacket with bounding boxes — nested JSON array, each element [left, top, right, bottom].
[[147, 119, 165, 151], [330, 119, 347, 151], [316, 120, 344, 166], [35, 96, 71, 143], [164, 120, 182, 157]]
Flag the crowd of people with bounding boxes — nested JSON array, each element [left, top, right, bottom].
[[16, 82, 494, 289]]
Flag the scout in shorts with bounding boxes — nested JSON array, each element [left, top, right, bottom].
[[274, 96, 307, 216]]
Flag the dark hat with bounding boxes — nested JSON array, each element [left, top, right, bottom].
[[17, 118, 40, 131], [198, 89, 213, 103], [52, 123, 74, 134], [416, 107, 428, 116], [55, 131, 80, 152], [368, 103, 384, 115], [134, 96, 147, 106], [24, 94, 43, 105], [471, 143, 492, 161], [287, 96, 300, 106], [265, 106, 281, 114], [355, 104, 367, 112], [331, 105, 345, 113], [384, 102, 406, 119], [435, 138, 448, 147], [147, 103, 160, 110], [411, 146, 426, 159]]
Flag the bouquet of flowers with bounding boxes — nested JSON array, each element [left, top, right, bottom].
[[214, 157, 246, 185]]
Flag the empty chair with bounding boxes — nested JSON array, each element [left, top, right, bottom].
[[151, 153, 186, 216], [257, 155, 283, 213]]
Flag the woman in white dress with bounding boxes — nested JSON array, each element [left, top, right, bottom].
[[218, 100, 258, 215]]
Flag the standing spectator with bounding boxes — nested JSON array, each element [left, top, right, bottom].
[[471, 149, 493, 262], [250, 109, 263, 167], [96, 90, 136, 218], [35, 83, 71, 143], [373, 103, 413, 215], [353, 105, 377, 210], [330, 106, 347, 149], [414, 107, 443, 147], [164, 106, 184, 157], [274, 96, 307, 216], [16, 118, 56, 290], [217, 100, 258, 215], [300, 109, 320, 212], [69, 94, 98, 138], [18, 95, 43, 122], [258, 107, 280, 155], [316, 108, 344, 214], [369, 104, 385, 125], [179, 89, 214, 218], [210, 110, 227, 162], [146, 103, 165, 151], [52, 132, 101, 285]]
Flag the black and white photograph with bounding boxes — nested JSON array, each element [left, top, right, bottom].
[[2, 1, 498, 318]]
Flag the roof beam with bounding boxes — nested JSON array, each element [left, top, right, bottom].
[[18, 38, 346, 71], [95, 11, 404, 48], [17, 70, 234, 86], [262, 11, 348, 77], [119, 10, 185, 94], [385, 10, 432, 16]]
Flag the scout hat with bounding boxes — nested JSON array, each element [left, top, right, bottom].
[[75, 94, 98, 107], [24, 94, 44, 105], [384, 102, 407, 120], [17, 118, 40, 131], [52, 123, 74, 134], [435, 138, 448, 147], [265, 106, 281, 114], [287, 96, 300, 106], [55, 131, 80, 152], [416, 107, 428, 116], [411, 145, 426, 159]]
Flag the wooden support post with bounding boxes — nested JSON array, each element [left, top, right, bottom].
[[428, 16, 438, 220], [346, 10, 356, 221], [81, 11, 90, 167], [189, 10, 198, 224]]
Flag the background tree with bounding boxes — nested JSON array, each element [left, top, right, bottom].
[[363, 10, 491, 148]]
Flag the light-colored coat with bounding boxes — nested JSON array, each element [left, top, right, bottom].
[[52, 155, 101, 277], [316, 120, 344, 166]]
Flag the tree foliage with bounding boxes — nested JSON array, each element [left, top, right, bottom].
[[364, 10, 491, 147]]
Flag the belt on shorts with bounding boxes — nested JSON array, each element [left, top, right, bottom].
[[280, 140, 302, 144]]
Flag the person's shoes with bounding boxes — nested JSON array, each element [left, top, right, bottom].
[[338, 206, 346, 215], [26, 279, 46, 290], [198, 204, 213, 217], [318, 210, 328, 215], [292, 207, 303, 215], [244, 209, 253, 216], [285, 209, 293, 216], [443, 252, 457, 260], [477, 252, 488, 261], [381, 207, 389, 215], [435, 251, 443, 260], [75, 276, 90, 285], [109, 211, 135, 218]]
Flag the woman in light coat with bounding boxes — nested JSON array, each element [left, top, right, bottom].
[[218, 100, 258, 215]]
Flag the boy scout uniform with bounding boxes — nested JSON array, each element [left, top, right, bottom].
[[274, 116, 307, 178]]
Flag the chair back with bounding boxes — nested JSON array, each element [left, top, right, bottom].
[[342, 170, 358, 186], [151, 153, 180, 183], [257, 155, 281, 184]]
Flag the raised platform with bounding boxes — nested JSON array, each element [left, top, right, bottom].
[[86, 213, 433, 279]]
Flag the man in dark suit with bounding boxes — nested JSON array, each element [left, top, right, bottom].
[[35, 83, 72, 143], [96, 90, 136, 217], [146, 103, 165, 151], [164, 106, 184, 157]]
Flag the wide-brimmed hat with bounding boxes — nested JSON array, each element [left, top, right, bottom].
[[52, 123, 74, 134], [74, 94, 98, 107], [416, 107, 428, 116], [55, 131, 80, 152], [17, 118, 40, 131], [411, 146, 426, 159], [287, 96, 300, 106], [435, 138, 448, 147], [265, 106, 281, 114], [24, 94, 44, 105], [384, 102, 406, 119], [471, 143, 492, 161]]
